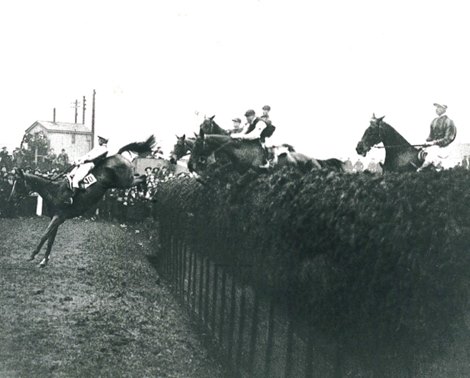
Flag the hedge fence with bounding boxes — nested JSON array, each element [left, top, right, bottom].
[[153, 167, 470, 375]]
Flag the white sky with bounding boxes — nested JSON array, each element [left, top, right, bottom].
[[1, 0, 469, 161]]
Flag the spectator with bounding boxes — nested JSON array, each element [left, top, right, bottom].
[[56, 148, 69, 168], [0, 147, 12, 170], [353, 159, 364, 172]]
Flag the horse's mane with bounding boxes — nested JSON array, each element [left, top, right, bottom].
[[381, 121, 412, 146], [117, 135, 156, 155]]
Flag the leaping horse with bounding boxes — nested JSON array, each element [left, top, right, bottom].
[[9, 135, 156, 267], [169, 134, 196, 164], [356, 114, 426, 172]]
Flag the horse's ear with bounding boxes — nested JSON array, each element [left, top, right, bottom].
[[181, 134, 186, 141], [372, 113, 376, 119], [209, 115, 215, 121], [378, 116, 385, 122], [194, 132, 198, 139]]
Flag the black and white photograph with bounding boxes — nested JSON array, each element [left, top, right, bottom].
[[1, 0, 470, 377]]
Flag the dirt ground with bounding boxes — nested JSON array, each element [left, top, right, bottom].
[[0, 217, 224, 378]]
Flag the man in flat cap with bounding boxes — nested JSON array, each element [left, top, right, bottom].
[[66, 136, 109, 204], [420, 103, 457, 170], [231, 109, 274, 167], [261, 105, 271, 124], [231, 109, 269, 141], [228, 117, 243, 135]]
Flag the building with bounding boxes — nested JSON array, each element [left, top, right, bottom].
[[25, 120, 93, 162]]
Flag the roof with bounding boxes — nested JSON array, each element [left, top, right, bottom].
[[25, 121, 92, 134]]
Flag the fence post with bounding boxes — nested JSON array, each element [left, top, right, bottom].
[[187, 246, 193, 307], [227, 270, 237, 369], [304, 326, 314, 378], [204, 258, 211, 323], [248, 288, 260, 374], [198, 254, 204, 318], [264, 297, 276, 378], [235, 281, 247, 372], [284, 313, 295, 378], [191, 251, 198, 312], [218, 269, 227, 345], [211, 264, 219, 333]]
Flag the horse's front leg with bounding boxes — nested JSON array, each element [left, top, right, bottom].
[[39, 226, 60, 268], [29, 215, 62, 261]]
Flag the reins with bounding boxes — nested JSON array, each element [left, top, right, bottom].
[[373, 143, 430, 149]]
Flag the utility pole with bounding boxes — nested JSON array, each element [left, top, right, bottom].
[[91, 90, 96, 148], [82, 96, 86, 124], [71, 99, 81, 123]]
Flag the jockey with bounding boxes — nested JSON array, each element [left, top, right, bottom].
[[65, 136, 109, 204], [420, 103, 457, 170], [260, 105, 271, 124], [228, 117, 243, 135], [231, 109, 272, 168]]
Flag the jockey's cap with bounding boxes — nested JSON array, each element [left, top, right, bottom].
[[98, 136, 109, 143], [433, 103, 447, 109], [232, 118, 241, 123], [262, 105, 271, 111], [244, 109, 256, 117]]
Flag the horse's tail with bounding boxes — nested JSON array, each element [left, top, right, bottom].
[[117, 135, 156, 156]]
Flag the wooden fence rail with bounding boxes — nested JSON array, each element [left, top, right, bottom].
[[155, 231, 336, 378]]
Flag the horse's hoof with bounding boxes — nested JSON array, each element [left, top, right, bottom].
[[28, 255, 35, 261], [39, 259, 48, 268]]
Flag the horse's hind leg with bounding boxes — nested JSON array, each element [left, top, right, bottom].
[[29, 215, 63, 261], [39, 227, 59, 268]]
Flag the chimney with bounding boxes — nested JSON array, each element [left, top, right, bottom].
[[53, 108, 56, 123]]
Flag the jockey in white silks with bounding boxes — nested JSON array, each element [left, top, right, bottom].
[[231, 109, 274, 168], [420, 103, 457, 171], [65, 136, 109, 204]]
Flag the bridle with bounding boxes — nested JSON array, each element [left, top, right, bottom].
[[369, 121, 429, 150]]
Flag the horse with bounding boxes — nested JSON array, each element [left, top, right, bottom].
[[199, 115, 229, 135], [169, 116, 228, 165], [169, 134, 196, 164], [356, 114, 425, 172], [188, 131, 268, 175], [267, 144, 345, 173], [9, 135, 156, 267]]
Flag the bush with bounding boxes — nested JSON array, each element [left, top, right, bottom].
[[153, 168, 470, 374]]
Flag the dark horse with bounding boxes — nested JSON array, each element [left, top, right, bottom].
[[356, 114, 425, 172], [9, 136, 156, 267], [169, 116, 227, 165], [188, 131, 268, 174], [169, 134, 196, 164], [199, 115, 229, 135]]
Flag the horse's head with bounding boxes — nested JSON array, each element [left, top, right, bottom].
[[188, 130, 210, 173], [200, 115, 216, 134], [8, 168, 30, 204], [356, 114, 385, 156], [170, 134, 188, 164], [199, 115, 228, 135]]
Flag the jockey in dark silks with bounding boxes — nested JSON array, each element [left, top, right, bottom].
[[420, 103, 457, 170], [230, 109, 276, 168]]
